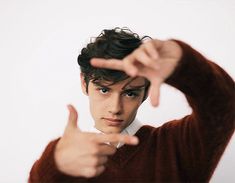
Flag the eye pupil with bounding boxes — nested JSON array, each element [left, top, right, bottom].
[[127, 92, 133, 96], [100, 88, 108, 93], [126, 91, 137, 98]]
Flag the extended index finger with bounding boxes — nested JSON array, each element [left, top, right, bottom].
[[95, 133, 139, 146], [91, 58, 124, 71]]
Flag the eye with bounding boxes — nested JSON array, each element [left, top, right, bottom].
[[98, 87, 109, 94], [124, 91, 139, 98]]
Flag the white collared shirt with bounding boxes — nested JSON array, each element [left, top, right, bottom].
[[88, 118, 143, 148]]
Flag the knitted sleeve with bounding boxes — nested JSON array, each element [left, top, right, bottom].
[[28, 138, 87, 183], [164, 40, 235, 181]]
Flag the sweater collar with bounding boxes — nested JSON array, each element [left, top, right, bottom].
[[125, 118, 143, 136]]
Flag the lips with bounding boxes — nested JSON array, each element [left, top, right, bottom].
[[103, 118, 123, 122], [103, 118, 124, 126]]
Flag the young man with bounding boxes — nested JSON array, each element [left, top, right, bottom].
[[29, 28, 235, 182]]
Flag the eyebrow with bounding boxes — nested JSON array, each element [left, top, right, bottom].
[[123, 85, 146, 91], [92, 82, 111, 88], [93, 82, 146, 91]]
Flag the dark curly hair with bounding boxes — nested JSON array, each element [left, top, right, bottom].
[[77, 27, 150, 100]]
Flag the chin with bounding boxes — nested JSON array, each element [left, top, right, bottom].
[[103, 126, 122, 134]]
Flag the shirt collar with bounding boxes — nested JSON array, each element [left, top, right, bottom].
[[125, 118, 143, 136]]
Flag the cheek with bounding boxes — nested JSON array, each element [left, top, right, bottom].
[[89, 95, 107, 119], [89, 94, 107, 107], [124, 99, 142, 117]]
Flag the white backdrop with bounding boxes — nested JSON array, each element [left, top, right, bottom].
[[0, 0, 234, 182]]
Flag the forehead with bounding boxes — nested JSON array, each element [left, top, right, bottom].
[[92, 77, 146, 89]]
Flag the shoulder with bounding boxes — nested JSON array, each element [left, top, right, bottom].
[[136, 116, 192, 139]]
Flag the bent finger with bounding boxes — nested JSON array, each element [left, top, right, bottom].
[[83, 166, 105, 178], [123, 56, 139, 77], [143, 41, 159, 60], [131, 50, 155, 69], [86, 155, 108, 166], [94, 165, 106, 177], [97, 156, 108, 166]]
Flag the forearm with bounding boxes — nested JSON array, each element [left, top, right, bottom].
[[28, 138, 84, 183], [164, 40, 234, 180], [166, 40, 235, 130], [29, 139, 61, 183]]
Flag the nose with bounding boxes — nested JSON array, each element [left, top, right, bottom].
[[108, 94, 123, 115]]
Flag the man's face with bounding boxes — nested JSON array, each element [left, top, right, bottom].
[[81, 75, 146, 134]]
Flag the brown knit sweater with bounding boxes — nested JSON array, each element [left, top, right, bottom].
[[28, 41, 235, 183]]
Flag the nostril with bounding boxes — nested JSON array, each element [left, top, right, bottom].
[[108, 110, 122, 115]]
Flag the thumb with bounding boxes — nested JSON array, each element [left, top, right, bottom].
[[66, 104, 80, 132]]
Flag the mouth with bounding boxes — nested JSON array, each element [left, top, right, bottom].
[[103, 118, 124, 126]]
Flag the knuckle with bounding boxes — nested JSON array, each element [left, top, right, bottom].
[[123, 62, 129, 71], [149, 40, 156, 47], [85, 168, 97, 178], [133, 49, 139, 55], [91, 157, 99, 166], [123, 57, 131, 65], [135, 51, 142, 58], [143, 41, 152, 49], [98, 165, 106, 175]]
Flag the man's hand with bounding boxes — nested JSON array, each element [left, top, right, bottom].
[[91, 39, 182, 107], [54, 105, 139, 178]]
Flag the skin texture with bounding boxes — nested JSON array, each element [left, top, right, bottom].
[[55, 39, 182, 178], [81, 76, 146, 134]]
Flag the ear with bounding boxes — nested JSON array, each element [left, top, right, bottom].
[[80, 73, 88, 96]]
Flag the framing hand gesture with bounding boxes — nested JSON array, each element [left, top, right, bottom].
[[91, 39, 182, 107], [55, 105, 138, 178]]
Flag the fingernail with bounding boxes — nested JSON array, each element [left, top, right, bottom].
[[150, 100, 157, 107]]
